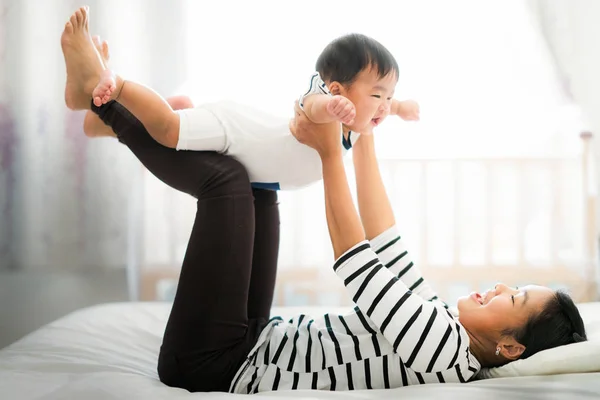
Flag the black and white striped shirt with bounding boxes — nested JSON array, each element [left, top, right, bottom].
[[229, 226, 480, 393]]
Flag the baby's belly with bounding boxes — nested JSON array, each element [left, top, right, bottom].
[[203, 100, 326, 190], [228, 132, 324, 190]]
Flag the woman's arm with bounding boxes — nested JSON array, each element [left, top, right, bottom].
[[353, 135, 444, 304], [321, 153, 366, 258], [352, 134, 396, 240], [291, 105, 365, 258], [292, 105, 470, 375]]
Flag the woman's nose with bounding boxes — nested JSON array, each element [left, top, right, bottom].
[[494, 283, 509, 293]]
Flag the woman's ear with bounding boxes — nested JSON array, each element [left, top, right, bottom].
[[497, 337, 526, 361]]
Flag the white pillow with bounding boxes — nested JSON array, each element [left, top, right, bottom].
[[477, 301, 600, 378]]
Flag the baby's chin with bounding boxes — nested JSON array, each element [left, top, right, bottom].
[[361, 116, 386, 134], [351, 121, 376, 135]]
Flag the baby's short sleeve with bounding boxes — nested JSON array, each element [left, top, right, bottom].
[[298, 72, 331, 111]]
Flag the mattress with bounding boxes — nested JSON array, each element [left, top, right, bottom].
[[0, 302, 599, 400]]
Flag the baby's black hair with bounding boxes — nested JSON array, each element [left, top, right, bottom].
[[315, 33, 399, 85]]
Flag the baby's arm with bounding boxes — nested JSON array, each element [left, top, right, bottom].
[[299, 73, 355, 125], [302, 94, 355, 125], [391, 99, 420, 121]]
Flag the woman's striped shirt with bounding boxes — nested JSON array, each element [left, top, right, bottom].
[[229, 225, 480, 393]]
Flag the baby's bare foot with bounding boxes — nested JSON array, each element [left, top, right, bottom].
[[92, 69, 117, 107], [60, 6, 107, 110], [89, 34, 117, 106]]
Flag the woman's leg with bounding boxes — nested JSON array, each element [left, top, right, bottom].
[[247, 189, 280, 320], [93, 100, 218, 197], [83, 110, 117, 138], [83, 95, 194, 138], [92, 100, 271, 392]]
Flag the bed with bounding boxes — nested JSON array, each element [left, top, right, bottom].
[[1, 302, 599, 400]]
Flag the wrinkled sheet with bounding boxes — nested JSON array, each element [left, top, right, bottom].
[[1, 303, 598, 400]]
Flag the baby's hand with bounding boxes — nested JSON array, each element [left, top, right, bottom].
[[327, 95, 356, 125], [397, 99, 420, 121]]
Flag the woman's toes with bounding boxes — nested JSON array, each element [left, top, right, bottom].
[[75, 9, 83, 26]]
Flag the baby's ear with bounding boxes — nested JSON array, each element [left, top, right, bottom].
[[328, 81, 343, 96]]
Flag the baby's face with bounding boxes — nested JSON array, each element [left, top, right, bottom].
[[342, 67, 397, 134]]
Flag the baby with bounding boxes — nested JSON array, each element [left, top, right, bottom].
[[78, 9, 418, 190]]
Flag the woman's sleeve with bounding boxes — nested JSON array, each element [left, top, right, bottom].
[[333, 241, 470, 373], [368, 225, 448, 308]]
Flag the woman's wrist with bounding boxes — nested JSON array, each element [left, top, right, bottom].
[[318, 146, 344, 163]]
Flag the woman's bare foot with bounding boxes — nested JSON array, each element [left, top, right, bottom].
[[83, 110, 116, 138], [61, 6, 110, 110]]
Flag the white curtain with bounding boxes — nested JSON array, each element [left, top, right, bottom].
[[0, 0, 186, 272]]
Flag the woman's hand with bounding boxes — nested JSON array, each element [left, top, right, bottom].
[[290, 102, 343, 159]]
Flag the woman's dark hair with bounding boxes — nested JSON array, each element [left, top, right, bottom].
[[315, 33, 399, 86], [504, 290, 587, 359]]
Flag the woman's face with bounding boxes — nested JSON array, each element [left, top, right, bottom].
[[457, 283, 555, 341]]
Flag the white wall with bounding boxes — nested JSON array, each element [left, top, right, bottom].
[[530, 0, 600, 190]]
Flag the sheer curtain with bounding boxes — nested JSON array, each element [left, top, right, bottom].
[[0, 0, 188, 275], [138, 0, 595, 304]]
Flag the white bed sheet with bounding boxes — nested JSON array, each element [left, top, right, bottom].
[[0, 302, 599, 400]]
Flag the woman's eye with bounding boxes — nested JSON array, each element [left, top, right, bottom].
[[372, 95, 381, 98], [511, 295, 515, 305]]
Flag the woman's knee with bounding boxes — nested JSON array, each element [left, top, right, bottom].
[[157, 347, 239, 392], [199, 154, 252, 198]]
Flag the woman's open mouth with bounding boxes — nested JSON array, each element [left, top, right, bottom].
[[471, 292, 484, 305]]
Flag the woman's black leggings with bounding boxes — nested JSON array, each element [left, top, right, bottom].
[[91, 101, 280, 392]]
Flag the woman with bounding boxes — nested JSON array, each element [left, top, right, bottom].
[[87, 99, 587, 394], [63, 7, 586, 394]]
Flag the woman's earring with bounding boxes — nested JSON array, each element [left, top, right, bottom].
[[495, 347, 501, 356]]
